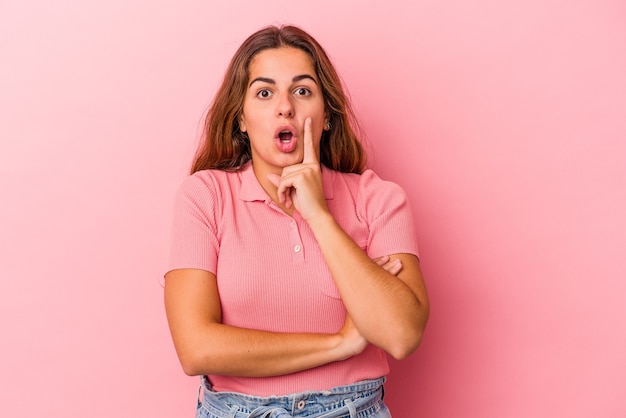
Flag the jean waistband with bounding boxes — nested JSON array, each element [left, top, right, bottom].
[[198, 376, 386, 418]]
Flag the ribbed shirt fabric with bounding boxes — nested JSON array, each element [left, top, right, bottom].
[[167, 162, 419, 396]]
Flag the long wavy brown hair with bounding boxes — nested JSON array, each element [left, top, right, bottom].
[[190, 25, 366, 174]]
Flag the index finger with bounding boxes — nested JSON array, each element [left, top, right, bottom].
[[302, 117, 318, 164]]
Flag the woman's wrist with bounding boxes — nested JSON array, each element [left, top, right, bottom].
[[305, 210, 337, 236]]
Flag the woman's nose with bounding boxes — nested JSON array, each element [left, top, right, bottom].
[[276, 93, 294, 117]]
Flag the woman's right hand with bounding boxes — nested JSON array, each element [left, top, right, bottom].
[[374, 255, 403, 276], [337, 314, 368, 360], [164, 255, 406, 375]]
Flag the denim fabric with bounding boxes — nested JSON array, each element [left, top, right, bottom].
[[196, 376, 391, 418]]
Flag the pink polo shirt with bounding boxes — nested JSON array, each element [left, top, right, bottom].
[[167, 162, 419, 396]]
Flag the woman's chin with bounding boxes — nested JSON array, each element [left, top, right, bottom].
[[252, 154, 302, 171]]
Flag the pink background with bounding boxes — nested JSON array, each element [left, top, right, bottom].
[[1, 0, 625, 416]]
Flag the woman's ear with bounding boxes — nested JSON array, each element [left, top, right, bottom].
[[239, 115, 247, 133]]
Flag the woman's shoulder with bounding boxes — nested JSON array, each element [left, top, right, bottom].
[[189, 166, 243, 181], [180, 166, 245, 193], [330, 168, 404, 194]]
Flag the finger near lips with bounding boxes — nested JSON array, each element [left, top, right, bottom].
[[302, 117, 317, 164], [269, 117, 318, 208]]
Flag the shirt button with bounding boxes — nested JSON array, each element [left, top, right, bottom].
[[297, 400, 306, 410], [294, 245, 301, 253], [290, 220, 296, 228]]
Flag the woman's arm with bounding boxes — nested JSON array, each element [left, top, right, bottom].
[[308, 224, 429, 360], [164, 268, 366, 377], [270, 119, 430, 360]]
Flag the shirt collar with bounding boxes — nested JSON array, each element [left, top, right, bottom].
[[239, 161, 335, 202]]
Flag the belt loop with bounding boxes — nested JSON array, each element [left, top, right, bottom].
[[248, 406, 292, 417], [228, 404, 240, 418], [344, 399, 357, 418], [197, 383, 203, 407]]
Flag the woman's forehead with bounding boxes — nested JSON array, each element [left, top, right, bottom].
[[248, 47, 316, 80]]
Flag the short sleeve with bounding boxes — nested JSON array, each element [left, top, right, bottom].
[[166, 173, 220, 275], [358, 170, 419, 259]]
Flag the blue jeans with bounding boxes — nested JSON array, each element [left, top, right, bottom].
[[196, 376, 392, 417]]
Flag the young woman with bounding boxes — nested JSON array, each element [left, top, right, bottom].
[[164, 25, 429, 417]]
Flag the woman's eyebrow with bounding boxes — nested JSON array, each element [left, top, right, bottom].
[[249, 74, 317, 88], [249, 77, 275, 87], [292, 74, 317, 84]]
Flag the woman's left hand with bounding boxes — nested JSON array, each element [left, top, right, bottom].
[[267, 118, 328, 221]]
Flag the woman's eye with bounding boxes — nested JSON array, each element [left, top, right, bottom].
[[294, 87, 311, 96], [256, 89, 272, 99]]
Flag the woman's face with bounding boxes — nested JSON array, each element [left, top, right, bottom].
[[239, 47, 327, 176]]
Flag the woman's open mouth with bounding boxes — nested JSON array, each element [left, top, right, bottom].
[[279, 130, 293, 143], [275, 127, 297, 153]]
